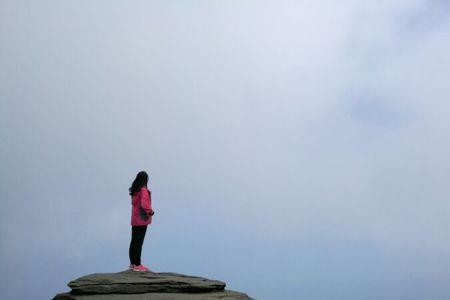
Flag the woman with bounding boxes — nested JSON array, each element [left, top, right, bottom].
[[128, 171, 155, 272]]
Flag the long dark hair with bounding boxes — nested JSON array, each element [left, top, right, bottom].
[[129, 171, 149, 196]]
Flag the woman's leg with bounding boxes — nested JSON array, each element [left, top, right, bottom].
[[129, 226, 139, 265], [135, 225, 148, 266]]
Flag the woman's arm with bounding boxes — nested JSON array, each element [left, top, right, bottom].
[[140, 188, 154, 215]]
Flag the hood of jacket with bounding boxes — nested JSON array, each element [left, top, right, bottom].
[[131, 187, 147, 205]]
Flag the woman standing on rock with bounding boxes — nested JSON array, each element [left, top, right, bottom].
[[128, 171, 155, 272]]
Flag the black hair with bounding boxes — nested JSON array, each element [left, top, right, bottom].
[[129, 171, 149, 196]]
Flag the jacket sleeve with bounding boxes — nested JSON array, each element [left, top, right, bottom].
[[140, 189, 152, 214]]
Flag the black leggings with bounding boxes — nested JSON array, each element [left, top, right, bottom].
[[129, 225, 148, 266]]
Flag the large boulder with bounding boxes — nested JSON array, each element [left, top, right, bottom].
[[53, 270, 254, 300]]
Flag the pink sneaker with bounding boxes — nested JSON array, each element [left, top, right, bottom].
[[129, 264, 135, 270], [132, 264, 149, 272]]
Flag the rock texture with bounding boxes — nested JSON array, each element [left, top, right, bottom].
[[53, 270, 254, 300]]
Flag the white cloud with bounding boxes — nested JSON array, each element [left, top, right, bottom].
[[1, 1, 450, 299]]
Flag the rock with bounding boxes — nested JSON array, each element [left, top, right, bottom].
[[68, 270, 226, 294], [53, 270, 254, 300], [52, 290, 252, 300]]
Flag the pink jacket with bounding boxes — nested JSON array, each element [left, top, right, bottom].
[[131, 187, 153, 226]]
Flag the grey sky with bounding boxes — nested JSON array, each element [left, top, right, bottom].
[[1, 1, 450, 299]]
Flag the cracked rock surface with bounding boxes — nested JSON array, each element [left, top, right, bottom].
[[53, 270, 254, 300]]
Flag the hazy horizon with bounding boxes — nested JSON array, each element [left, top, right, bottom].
[[1, 1, 450, 299]]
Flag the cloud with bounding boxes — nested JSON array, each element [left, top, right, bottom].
[[1, 1, 450, 299]]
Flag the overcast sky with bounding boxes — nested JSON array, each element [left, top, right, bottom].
[[1, 1, 450, 299]]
